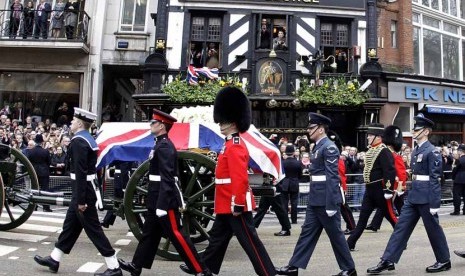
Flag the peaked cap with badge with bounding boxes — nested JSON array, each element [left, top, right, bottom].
[[382, 125, 403, 152], [73, 107, 97, 123], [366, 123, 385, 136], [213, 87, 251, 133], [151, 108, 177, 125], [308, 112, 331, 128], [412, 113, 434, 131]]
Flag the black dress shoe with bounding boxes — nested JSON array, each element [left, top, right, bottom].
[[274, 230, 291, 236], [365, 225, 378, 232], [450, 211, 460, 216], [276, 265, 298, 275], [426, 261, 451, 273], [117, 258, 141, 276], [367, 260, 395, 274], [100, 221, 110, 229], [180, 263, 194, 274], [454, 250, 465, 258], [34, 255, 59, 273], [94, 268, 123, 276], [333, 269, 357, 276]]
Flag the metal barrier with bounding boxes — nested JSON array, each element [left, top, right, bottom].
[[48, 175, 114, 200]]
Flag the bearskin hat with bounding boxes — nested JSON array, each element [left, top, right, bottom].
[[382, 125, 403, 152], [213, 87, 251, 133]]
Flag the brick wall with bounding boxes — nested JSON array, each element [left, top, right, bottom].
[[377, 0, 414, 73]]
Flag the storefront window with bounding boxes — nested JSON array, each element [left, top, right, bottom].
[[120, 0, 147, 32], [188, 15, 222, 69], [423, 29, 441, 77], [393, 106, 412, 133], [442, 34, 459, 79], [0, 72, 80, 125]]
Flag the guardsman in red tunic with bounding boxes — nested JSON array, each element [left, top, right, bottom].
[[181, 87, 276, 276], [119, 109, 211, 276]]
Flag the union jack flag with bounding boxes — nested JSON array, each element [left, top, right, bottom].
[[96, 123, 283, 181]]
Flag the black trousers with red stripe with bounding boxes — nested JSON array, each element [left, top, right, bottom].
[[347, 184, 398, 250], [202, 212, 276, 276], [132, 209, 205, 273]]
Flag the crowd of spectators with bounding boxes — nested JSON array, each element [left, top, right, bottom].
[[0, 113, 72, 176]]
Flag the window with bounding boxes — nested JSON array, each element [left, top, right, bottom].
[[256, 15, 288, 51], [188, 15, 222, 68], [320, 22, 350, 73], [120, 0, 147, 32], [423, 29, 441, 77], [443, 34, 459, 79], [442, 0, 458, 16], [391, 20, 397, 48], [413, 27, 420, 74]]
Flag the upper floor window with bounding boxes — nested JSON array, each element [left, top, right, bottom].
[[187, 15, 222, 68], [255, 14, 288, 51], [391, 20, 397, 48], [120, 0, 147, 32], [320, 22, 350, 73]]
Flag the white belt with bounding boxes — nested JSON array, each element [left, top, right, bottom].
[[70, 173, 97, 181], [413, 175, 429, 181], [149, 175, 161, 181], [311, 175, 326, 181], [215, 178, 231, 184], [114, 169, 121, 173]]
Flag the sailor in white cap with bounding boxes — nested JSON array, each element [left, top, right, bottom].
[[34, 107, 122, 276]]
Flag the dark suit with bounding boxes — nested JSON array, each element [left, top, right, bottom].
[[381, 140, 450, 264], [26, 145, 51, 191], [451, 155, 465, 213], [281, 157, 302, 223], [131, 134, 206, 273], [34, 2, 51, 39], [288, 136, 355, 271]]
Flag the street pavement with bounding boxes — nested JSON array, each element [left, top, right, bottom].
[[1, 205, 465, 275]]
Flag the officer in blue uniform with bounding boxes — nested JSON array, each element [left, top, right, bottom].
[[367, 113, 451, 274], [34, 108, 122, 276], [277, 112, 356, 276]]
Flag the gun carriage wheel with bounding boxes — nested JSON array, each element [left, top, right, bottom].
[[124, 150, 216, 261], [0, 144, 39, 230]]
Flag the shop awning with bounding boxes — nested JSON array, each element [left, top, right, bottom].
[[426, 104, 465, 115]]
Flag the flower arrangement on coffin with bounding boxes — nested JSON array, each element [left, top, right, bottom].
[[163, 66, 244, 104], [297, 77, 369, 106]]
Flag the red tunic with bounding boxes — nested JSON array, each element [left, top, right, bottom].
[[338, 158, 347, 192], [214, 136, 256, 214], [393, 152, 407, 190]]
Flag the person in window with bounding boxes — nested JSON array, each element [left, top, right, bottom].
[[206, 42, 219, 69], [336, 48, 348, 73], [258, 19, 271, 49], [64, 0, 79, 39], [9, 0, 23, 39], [34, 0, 52, 39], [273, 30, 287, 51], [51, 0, 66, 39], [22, 1, 35, 39], [188, 42, 203, 68]]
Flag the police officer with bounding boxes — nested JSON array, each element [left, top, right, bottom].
[[281, 144, 302, 225], [367, 113, 451, 274], [34, 108, 122, 276], [180, 87, 276, 276], [118, 109, 211, 276], [346, 123, 397, 251], [277, 113, 356, 276]]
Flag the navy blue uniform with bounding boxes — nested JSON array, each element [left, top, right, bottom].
[[381, 140, 450, 264], [288, 137, 355, 271]]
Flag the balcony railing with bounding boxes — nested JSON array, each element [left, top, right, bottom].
[[0, 9, 90, 43]]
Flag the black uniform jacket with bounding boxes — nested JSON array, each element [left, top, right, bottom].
[[27, 145, 51, 177], [452, 155, 465, 184], [147, 134, 183, 211], [281, 157, 303, 193]]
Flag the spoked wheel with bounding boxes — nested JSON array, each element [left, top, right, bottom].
[[124, 150, 216, 261], [0, 144, 39, 231]]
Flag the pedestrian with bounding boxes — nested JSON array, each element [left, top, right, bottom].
[[367, 113, 451, 274], [34, 108, 122, 276], [118, 109, 211, 276], [346, 123, 397, 251], [276, 113, 356, 276], [366, 125, 407, 231], [450, 144, 465, 215], [180, 87, 276, 276], [26, 133, 52, 212], [281, 144, 302, 225], [253, 173, 292, 236]]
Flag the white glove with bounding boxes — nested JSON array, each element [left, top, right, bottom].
[[397, 190, 405, 196], [384, 194, 393, 200], [156, 209, 167, 217], [326, 210, 337, 217], [430, 208, 439, 215]]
